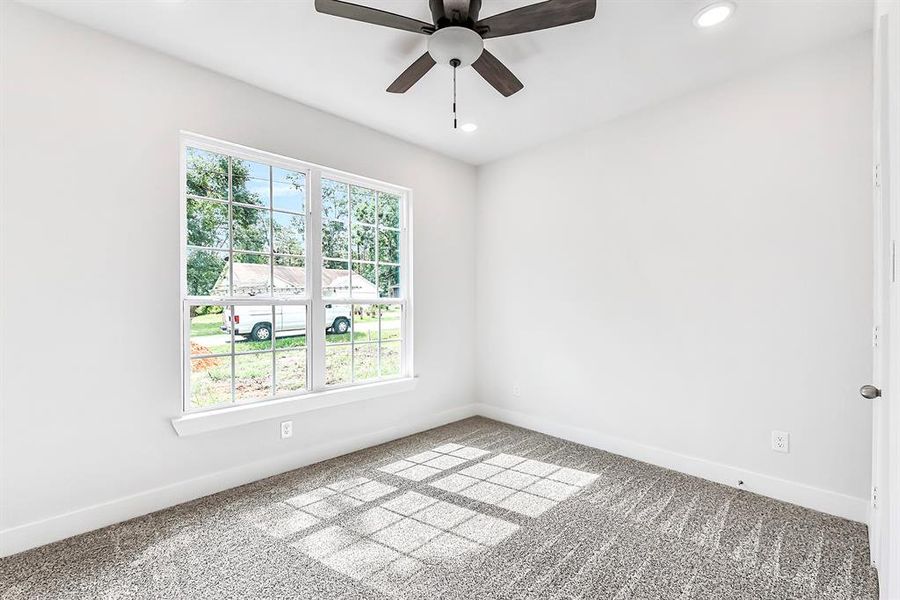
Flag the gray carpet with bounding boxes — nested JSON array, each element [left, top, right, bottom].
[[0, 417, 879, 599]]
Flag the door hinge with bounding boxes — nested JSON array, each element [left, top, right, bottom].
[[873, 485, 878, 509], [873, 325, 880, 348], [874, 163, 881, 189]]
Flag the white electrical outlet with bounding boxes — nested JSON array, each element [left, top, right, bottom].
[[281, 420, 293, 439], [771, 430, 789, 453], [512, 383, 521, 397]]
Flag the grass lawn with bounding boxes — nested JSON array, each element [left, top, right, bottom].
[[188, 308, 402, 408], [190, 313, 223, 337], [190, 349, 308, 408]]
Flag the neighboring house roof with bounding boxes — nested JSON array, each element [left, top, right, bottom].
[[211, 261, 377, 298]]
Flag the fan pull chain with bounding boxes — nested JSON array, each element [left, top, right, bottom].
[[450, 58, 460, 129]]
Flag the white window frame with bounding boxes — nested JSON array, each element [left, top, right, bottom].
[[176, 132, 414, 433]]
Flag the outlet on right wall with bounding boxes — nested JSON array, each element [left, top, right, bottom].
[[475, 33, 873, 521]]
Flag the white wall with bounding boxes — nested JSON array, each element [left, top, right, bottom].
[[475, 34, 874, 518], [0, 2, 476, 554], [0, 0, 876, 556]]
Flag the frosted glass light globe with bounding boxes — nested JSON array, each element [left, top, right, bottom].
[[428, 26, 484, 67]]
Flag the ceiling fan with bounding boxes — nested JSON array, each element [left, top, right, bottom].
[[315, 0, 597, 124]]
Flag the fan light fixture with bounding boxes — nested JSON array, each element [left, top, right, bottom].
[[428, 26, 483, 67], [315, 0, 597, 129], [693, 1, 735, 28]]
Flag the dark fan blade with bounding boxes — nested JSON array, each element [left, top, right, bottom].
[[476, 0, 596, 39], [315, 0, 435, 34], [387, 52, 437, 93], [471, 49, 523, 97]]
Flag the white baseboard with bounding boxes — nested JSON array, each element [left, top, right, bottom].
[[1, 401, 868, 558], [0, 403, 478, 558], [474, 403, 869, 524]]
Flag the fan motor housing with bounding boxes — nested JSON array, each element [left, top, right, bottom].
[[427, 26, 484, 67]]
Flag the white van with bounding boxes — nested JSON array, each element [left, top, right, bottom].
[[222, 304, 351, 341]]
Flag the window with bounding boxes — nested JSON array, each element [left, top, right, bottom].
[[182, 134, 411, 413]]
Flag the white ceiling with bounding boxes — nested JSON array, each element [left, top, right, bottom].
[[20, 0, 872, 165]]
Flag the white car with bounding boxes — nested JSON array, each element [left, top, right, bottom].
[[222, 304, 351, 341]]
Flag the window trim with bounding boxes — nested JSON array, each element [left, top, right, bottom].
[[178, 131, 414, 423]]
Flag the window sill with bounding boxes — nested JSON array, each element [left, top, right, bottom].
[[171, 378, 418, 437]]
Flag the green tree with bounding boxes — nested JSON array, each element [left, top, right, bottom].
[[376, 192, 401, 297], [186, 162, 400, 301], [378, 192, 400, 228], [185, 150, 268, 299], [273, 213, 305, 256]]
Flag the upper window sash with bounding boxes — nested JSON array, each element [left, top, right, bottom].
[[318, 170, 408, 304], [182, 138, 312, 302], [180, 133, 409, 302]]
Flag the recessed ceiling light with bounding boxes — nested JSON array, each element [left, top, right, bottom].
[[460, 123, 478, 133], [693, 1, 735, 28]]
